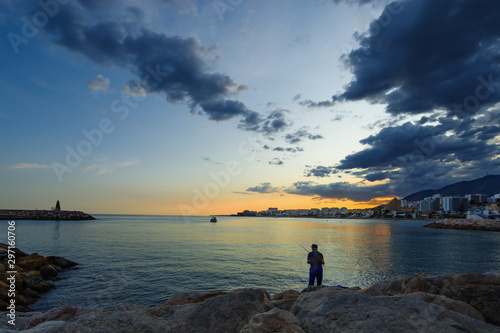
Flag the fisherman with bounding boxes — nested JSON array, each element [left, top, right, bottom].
[[307, 244, 324, 286]]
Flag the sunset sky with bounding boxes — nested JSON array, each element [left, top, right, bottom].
[[1, 0, 499, 215]]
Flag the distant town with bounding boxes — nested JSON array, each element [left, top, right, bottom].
[[232, 193, 500, 220]]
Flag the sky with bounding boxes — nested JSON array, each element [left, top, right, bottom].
[[0, 0, 499, 216]]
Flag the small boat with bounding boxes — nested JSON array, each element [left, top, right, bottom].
[[210, 216, 217, 223]]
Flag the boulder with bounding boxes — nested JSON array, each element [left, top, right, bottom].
[[240, 308, 305, 333], [39, 264, 59, 280], [0, 243, 28, 257], [46, 256, 77, 270], [272, 289, 301, 301], [14, 288, 270, 333], [293, 290, 500, 332], [24, 305, 94, 329], [364, 273, 500, 326], [162, 291, 229, 306], [17, 254, 49, 271], [405, 292, 485, 322], [270, 289, 301, 311]]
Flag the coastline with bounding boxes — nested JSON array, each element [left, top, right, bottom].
[[2, 272, 499, 332], [0, 243, 77, 312], [0, 210, 96, 221]]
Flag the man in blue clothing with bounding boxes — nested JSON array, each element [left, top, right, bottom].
[[307, 244, 324, 286]]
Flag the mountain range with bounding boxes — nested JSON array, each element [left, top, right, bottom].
[[404, 175, 500, 201]]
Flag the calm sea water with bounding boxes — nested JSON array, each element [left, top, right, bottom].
[[3, 215, 500, 312]]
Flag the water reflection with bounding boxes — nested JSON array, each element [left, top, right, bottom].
[[8, 216, 500, 312]]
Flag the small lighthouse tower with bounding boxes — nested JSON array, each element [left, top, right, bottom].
[[54, 200, 61, 211]]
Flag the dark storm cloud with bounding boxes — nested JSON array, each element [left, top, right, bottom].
[[337, 120, 500, 171], [364, 171, 393, 182], [298, 0, 500, 202], [331, 0, 500, 118], [285, 181, 392, 202], [37, 2, 290, 134], [285, 129, 324, 144], [246, 183, 280, 193]]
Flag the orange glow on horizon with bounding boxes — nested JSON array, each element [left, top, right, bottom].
[[88, 193, 400, 216]]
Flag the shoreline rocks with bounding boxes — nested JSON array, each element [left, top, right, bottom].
[[0, 243, 77, 312], [424, 218, 500, 231], [2, 272, 499, 332], [0, 210, 96, 221]]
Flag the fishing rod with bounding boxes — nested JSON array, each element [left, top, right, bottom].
[[297, 243, 309, 253]]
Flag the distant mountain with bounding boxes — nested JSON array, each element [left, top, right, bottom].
[[404, 175, 500, 201]]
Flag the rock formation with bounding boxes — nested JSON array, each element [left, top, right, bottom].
[[0, 243, 77, 312], [1, 272, 499, 332]]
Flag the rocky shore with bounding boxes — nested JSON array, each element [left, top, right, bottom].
[[0, 243, 77, 312], [424, 218, 500, 231], [1, 271, 499, 332], [0, 210, 95, 221]]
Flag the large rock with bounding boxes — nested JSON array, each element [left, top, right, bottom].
[[292, 291, 500, 332], [240, 308, 305, 333], [405, 292, 485, 322], [39, 264, 59, 280], [10, 288, 270, 332], [364, 273, 500, 326], [270, 289, 301, 311], [17, 254, 49, 271], [46, 256, 77, 270]]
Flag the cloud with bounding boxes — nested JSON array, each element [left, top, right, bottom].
[[291, 0, 500, 201], [200, 156, 222, 165], [37, 2, 286, 133], [87, 74, 110, 93], [305, 165, 336, 177], [121, 80, 147, 96], [285, 181, 393, 202], [246, 182, 280, 194], [285, 129, 324, 144], [83, 159, 140, 175], [161, 0, 197, 15], [10, 163, 50, 170], [238, 108, 292, 134], [269, 158, 284, 166], [273, 146, 304, 153], [327, 0, 500, 118]]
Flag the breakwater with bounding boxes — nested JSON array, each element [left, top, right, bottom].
[[424, 218, 500, 231], [0, 210, 95, 221]]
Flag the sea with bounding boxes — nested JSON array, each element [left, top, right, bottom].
[[3, 215, 500, 312]]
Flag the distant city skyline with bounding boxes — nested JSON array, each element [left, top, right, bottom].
[[1, 0, 499, 215]]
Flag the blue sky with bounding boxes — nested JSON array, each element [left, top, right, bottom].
[[1, 0, 499, 215]]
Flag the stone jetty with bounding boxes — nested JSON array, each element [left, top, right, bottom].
[[0, 210, 95, 221], [2, 271, 500, 332], [424, 218, 500, 231], [0, 243, 77, 312]]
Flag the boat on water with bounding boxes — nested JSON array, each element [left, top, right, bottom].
[[210, 216, 217, 223]]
